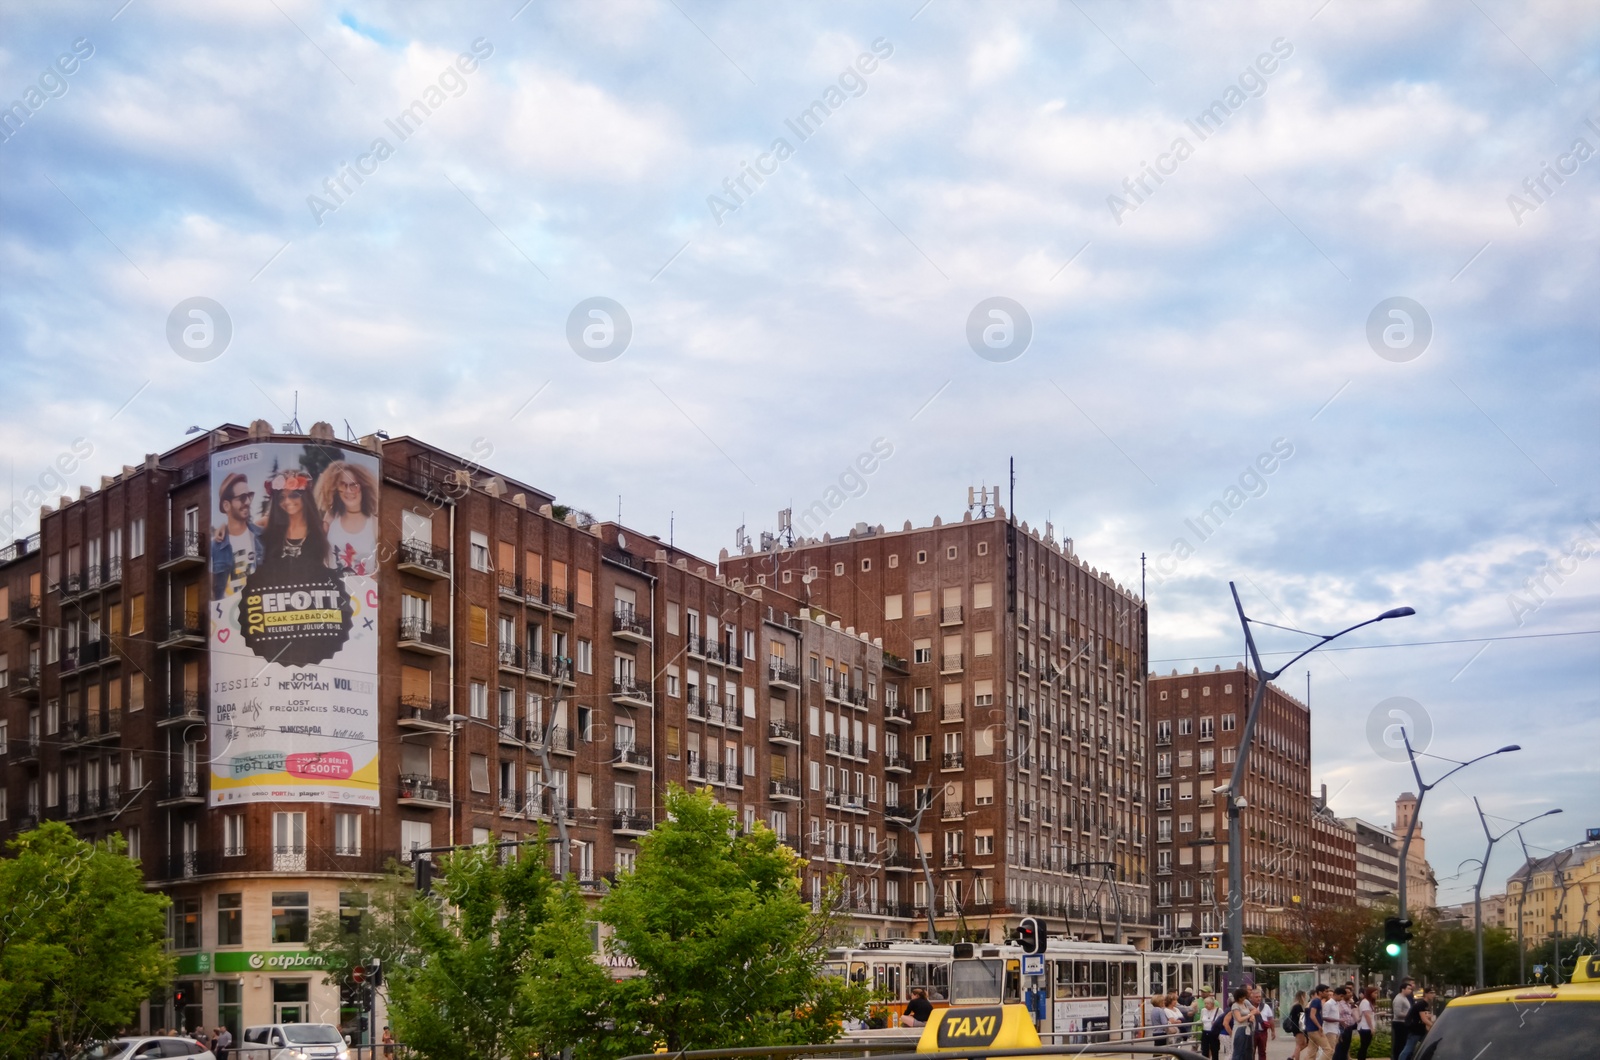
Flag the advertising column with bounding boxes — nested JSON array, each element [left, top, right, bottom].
[[208, 441, 381, 808]]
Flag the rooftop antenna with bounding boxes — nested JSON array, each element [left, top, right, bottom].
[[777, 507, 794, 547], [669, 511, 674, 549], [1141, 552, 1146, 600], [343, 419, 357, 441], [618, 494, 622, 522], [734, 522, 749, 551], [966, 485, 997, 518]]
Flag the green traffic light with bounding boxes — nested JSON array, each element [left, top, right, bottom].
[[1385, 942, 1402, 958]]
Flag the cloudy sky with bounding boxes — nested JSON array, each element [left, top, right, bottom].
[[2, 0, 1596, 906]]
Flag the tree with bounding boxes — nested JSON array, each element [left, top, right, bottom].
[[306, 861, 422, 1032], [1243, 935, 1304, 991], [0, 823, 173, 1057], [598, 786, 872, 1054], [384, 836, 610, 1060]]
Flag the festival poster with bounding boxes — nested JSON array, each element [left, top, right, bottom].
[[207, 440, 381, 807]]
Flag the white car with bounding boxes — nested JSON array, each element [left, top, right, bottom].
[[77, 1037, 217, 1060], [238, 1024, 349, 1060]]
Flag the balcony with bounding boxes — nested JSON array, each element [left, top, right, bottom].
[[496, 570, 522, 600], [99, 557, 124, 589], [397, 774, 449, 807], [613, 811, 652, 834], [612, 608, 652, 643], [11, 666, 42, 697], [159, 611, 206, 648], [941, 800, 965, 820], [273, 846, 308, 872], [398, 695, 451, 731], [68, 711, 123, 746], [765, 720, 798, 744], [160, 531, 205, 570], [611, 679, 653, 707], [9, 594, 41, 628], [767, 658, 800, 687], [498, 718, 524, 746], [159, 772, 204, 806], [823, 679, 844, 703], [538, 726, 576, 755], [769, 779, 801, 801], [397, 539, 450, 578], [704, 761, 742, 787], [684, 691, 708, 720], [941, 751, 965, 770], [164, 850, 215, 880], [614, 746, 653, 771], [71, 636, 114, 672], [498, 645, 525, 672], [399, 617, 450, 655], [550, 587, 576, 614], [884, 804, 916, 821], [884, 700, 911, 724], [499, 790, 524, 817], [940, 703, 964, 724], [940, 605, 963, 626], [884, 752, 911, 774], [159, 691, 206, 726], [881, 851, 917, 870], [942, 853, 965, 869]]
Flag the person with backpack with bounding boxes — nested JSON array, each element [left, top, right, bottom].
[[1298, 984, 1333, 1060], [1284, 990, 1308, 1059], [1331, 986, 1359, 1060], [1395, 987, 1436, 1060]]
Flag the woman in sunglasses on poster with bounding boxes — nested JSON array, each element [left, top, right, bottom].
[[315, 459, 378, 575], [258, 469, 333, 579]]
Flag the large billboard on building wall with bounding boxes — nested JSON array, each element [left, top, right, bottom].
[[208, 441, 381, 807]]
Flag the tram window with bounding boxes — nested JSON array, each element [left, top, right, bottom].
[[951, 959, 1005, 1004], [1181, 963, 1195, 992], [909, 961, 949, 1000], [1123, 961, 1140, 996], [1091, 961, 1108, 996], [1149, 962, 1163, 995], [1167, 963, 1180, 994], [875, 963, 903, 999], [1054, 961, 1075, 993], [825, 961, 847, 980], [1005, 961, 1022, 1004]]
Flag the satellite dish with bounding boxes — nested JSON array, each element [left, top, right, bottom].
[[617, 532, 627, 549], [802, 574, 814, 584]]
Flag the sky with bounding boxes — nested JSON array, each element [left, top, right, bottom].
[[1, 0, 1596, 909]]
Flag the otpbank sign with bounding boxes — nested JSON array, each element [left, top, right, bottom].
[[208, 950, 328, 974]]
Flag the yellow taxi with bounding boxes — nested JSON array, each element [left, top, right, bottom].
[[1407, 955, 1600, 1058]]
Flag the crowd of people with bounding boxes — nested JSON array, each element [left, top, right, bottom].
[[901, 977, 1438, 1060]]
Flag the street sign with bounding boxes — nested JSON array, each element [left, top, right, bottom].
[[351, 966, 365, 984], [1022, 954, 1044, 975]]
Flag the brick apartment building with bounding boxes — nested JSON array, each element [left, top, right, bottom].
[[1145, 666, 1316, 942], [0, 420, 908, 1037], [1311, 789, 1358, 911], [722, 510, 1153, 947]]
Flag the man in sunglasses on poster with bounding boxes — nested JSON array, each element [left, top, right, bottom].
[[211, 471, 264, 598]]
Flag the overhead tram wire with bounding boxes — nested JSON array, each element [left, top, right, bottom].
[[1149, 627, 1598, 665]]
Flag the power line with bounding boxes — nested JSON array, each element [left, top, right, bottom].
[[1150, 628, 1598, 665]]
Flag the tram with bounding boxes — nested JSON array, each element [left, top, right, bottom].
[[827, 937, 1243, 1041]]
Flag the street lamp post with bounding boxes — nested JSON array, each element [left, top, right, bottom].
[[1225, 583, 1415, 988], [446, 712, 468, 848], [1471, 800, 1561, 989], [900, 783, 963, 941], [1515, 831, 1538, 984], [1394, 734, 1521, 981]]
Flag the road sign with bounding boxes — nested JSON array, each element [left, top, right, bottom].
[[351, 966, 365, 984], [1022, 954, 1044, 975]]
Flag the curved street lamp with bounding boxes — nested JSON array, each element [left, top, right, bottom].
[[1392, 735, 1521, 980], [1224, 582, 1415, 988], [1471, 801, 1561, 989]]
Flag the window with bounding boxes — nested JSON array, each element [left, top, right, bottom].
[[913, 735, 932, 762], [401, 820, 433, 861], [885, 595, 903, 620], [1156, 720, 1171, 743], [1199, 716, 1214, 740], [335, 812, 361, 855], [946, 546, 957, 560], [834, 562, 844, 576], [888, 554, 899, 568], [273, 812, 306, 869], [913, 639, 931, 664], [470, 605, 489, 645], [913, 591, 931, 616], [470, 754, 490, 793], [913, 687, 931, 713], [916, 550, 927, 564], [1221, 713, 1237, 731], [1221, 746, 1236, 765], [223, 814, 245, 856], [129, 594, 145, 635], [125, 826, 140, 861], [977, 541, 989, 556], [402, 509, 432, 545], [861, 558, 871, 572], [974, 778, 994, 806], [171, 897, 201, 950], [470, 531, 490, 571], [973, 582, 993, 609], [1156, 784, 1171, 806], [782, 570, 792, 582], [576, 569, 593, 608], [470, 681, 488, 719], [271, 892, 310, 943], [340, 891, 367, 935], [1199, 749, 1215, 773], [1177, 718, 1192, 736], [216, 893, 243, 946], [577, 639, 593, 674]]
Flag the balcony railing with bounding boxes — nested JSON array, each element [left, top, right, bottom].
[[398, 695, 450, 728], [613, 811, 652, 832], [397, 539, 450, 575], [941, 703, 964, 723], [769, 779, 801, 799], [767, 720, 799, 742], [612, 608, 652, 639], [615, 746, 653, 769], [162, 690, 205, 721], [164, 773, 202, 800], [941, 800, 965, 820], [8, 595, 42, 625], [942, 751, 965, 769], [273, 846, 308, 872], [162, 531, 205, 566], [162, 611, 206, 643], [767, 658, 800, 685], [883, 752, 910, 772], [884, 700, 910, 723], [941, 605, 963, 625], [498, 645, 524, 670], [611, 679, 652, 705], [398, 774, 448, 803], [399, 617, 450, 651]]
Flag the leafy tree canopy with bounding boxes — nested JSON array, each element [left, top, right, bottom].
[[0, 823, 173, 1058]]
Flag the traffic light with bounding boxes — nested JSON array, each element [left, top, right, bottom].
[[172, 986, 187, 1007], [365, 957, 383, 988], [1202, 932, 1222, 950], [1383, 916, 1413, 958], [1018, 916, 1047, 954], [414, 856, 432, 894]]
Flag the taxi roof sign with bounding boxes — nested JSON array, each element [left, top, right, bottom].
[[916, 1004, 1041, 1053]]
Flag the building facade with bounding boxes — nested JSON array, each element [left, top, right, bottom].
[[1310, 791, 1358, 912], [721, 511, 1153, 946], [1339, 816, 1401, 907], [1145, 666, 1314, 942], [1506, 832, 1600, 949], [0, 421, 930, 1038], [1394, 792, 1439, 911]]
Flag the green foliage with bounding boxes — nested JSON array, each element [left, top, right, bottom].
[[1242, 935, 1303, 990], [1525, 932, 1597, 984], [383, 834, 609, 1060], [598, 786, 872, 1053], [306, 861, 421, 999], [0, 823, 174, 1057]]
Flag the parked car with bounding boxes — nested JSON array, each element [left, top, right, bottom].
[[237, 1025, 349, 1060], [76, 1037, 216, 1060]]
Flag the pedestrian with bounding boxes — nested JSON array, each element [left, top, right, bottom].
[[902, 987, 933, 1028], [1199, 993, 1224, 1060], [1329, 987, 1355, 1060], [1224, 987, 1258, 1060], [1285, 990, 1308, 1059], [1389, 980, 1414, 1060], [1178, 987, 1197, 1041], [1354, 987, 1377, 1060], [1395, 987, 1436, 1060], [1250, 986, 1274, 1060], [381, 1026, 396, 1059], [1150, 993, 1172, 1046], [1299, 984, 1333, 1060]]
